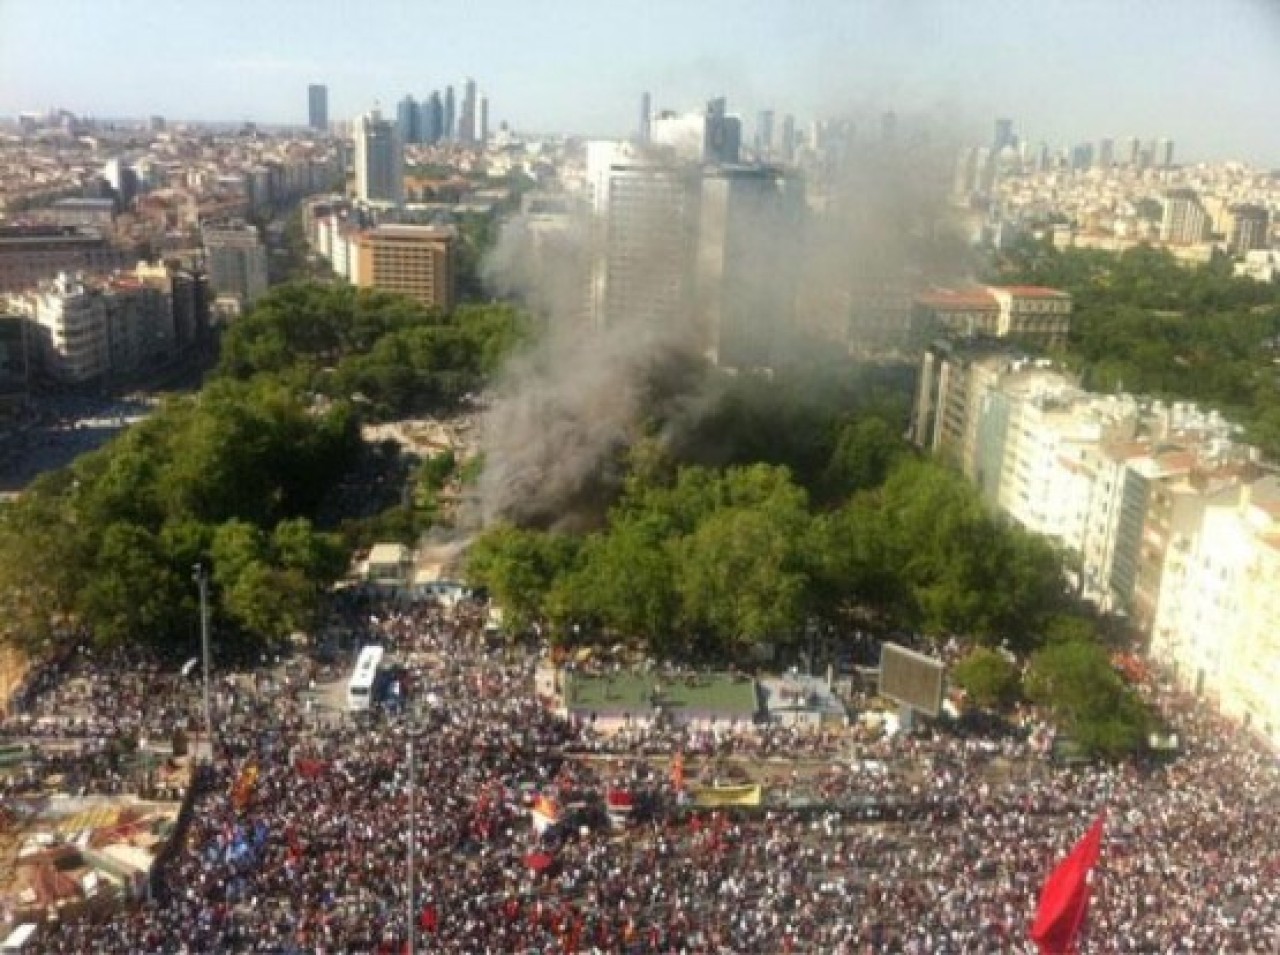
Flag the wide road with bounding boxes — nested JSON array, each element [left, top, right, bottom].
[[0, 394, 156, 492]]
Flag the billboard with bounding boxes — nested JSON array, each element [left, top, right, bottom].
[[878, 642, 945, 717]]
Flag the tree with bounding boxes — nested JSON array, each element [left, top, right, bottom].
[[1025, 639, 1150, 758], [951, 647, 1021, 710], [465, 524, 580, 633]]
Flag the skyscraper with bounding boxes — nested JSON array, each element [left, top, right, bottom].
[[994, 117, 1014, 151], [423, 91, 444, 145], [703, 97, 741, 164], [443, 86, 456, 142], [479, 96, 489, 145], [1157, 138, 1175, 168], [308, 84, 328, 131], [756, 110, 774, 159], [593, 160, 700, 330], [396, 95, 420, 146], [354, 109, 403, 205], [780, 114, 796, 163], [1098, 138, 1115, 169], [697, 166, 803, 368], [459, 78, 478, 146], [639, 92, 652, 145]]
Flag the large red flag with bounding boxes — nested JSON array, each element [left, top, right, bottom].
[[1031, 815, 1105, 955]]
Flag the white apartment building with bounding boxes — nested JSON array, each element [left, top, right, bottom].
[[21, 273, 110, 382], [1151, 476, 1280, 747]]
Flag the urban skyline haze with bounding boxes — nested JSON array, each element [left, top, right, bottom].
[[1, 0, 1279, 162]]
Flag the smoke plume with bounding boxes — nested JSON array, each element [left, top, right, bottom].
[[472, 108, 963, 529]]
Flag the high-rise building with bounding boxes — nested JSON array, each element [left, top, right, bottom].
[[650, 98, 740, 164], [1098, 138, 1115, 168], [1157, 137, 1175, 168], [396, 95, 420, 146], [1123, 136, 1140, 166], [593, 160, 700, 330], [203, 220, 269, 307], [755, 110, 775, 159], [459, 78, 477, 146], [443, 86, 456, 142], [308, 84, 328, 131], [780, 114, 796, 163], [353, 224, 456, 310], [1160, 189, 1207, 245], [354, 108, 403, 205], [703, 97, 741, 164], [696, 166, 803, 368], [423, 91, 444, 145], [993, 117, 1014, 151], [1223, 204, 1270, 255], [479, 95, 489, 145], [1069, 143, 1094, 171], [638, 92, 651, 145]]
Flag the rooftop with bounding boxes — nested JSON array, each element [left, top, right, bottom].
[[564, 670, 759, 717]]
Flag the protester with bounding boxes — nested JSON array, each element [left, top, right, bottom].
[[8, 594, 1277, 954]]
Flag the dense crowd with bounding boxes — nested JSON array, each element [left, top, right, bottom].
[[4, 593, 1278, 953]]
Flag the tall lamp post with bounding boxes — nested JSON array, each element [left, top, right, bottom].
[[407, 737, 416, 955], [192, 563, 213, 761]]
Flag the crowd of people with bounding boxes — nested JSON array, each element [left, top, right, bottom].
[[2, 592, 1277, 953]]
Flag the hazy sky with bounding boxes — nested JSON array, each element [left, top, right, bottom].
[[2, 0, 1279, 162]]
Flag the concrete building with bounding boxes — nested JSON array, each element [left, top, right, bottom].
[[914, 284, 1072, 350], [1222, 204, 1270, 255], [650, 98, 741, 165], [443, 87, 455, 142], [696, 165, 802, 368], [354, 109, 403, 206], [396, 95, 419, 146], [638, 92, 651, 145], [592, 161, 699, 331], [353, 224, 456, 310], [422, 92, 444, 145], [202, 221, 268, 308], [0, 225, 131, 293], [9, 273, 109, 383], [308, 84, 328, 131], [459, 78, 478, 146], [1151, 476, 1280, 748], [1160, 189, 1207, 245]]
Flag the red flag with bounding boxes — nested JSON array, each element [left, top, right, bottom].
[[1031, 815, 1105, 955]]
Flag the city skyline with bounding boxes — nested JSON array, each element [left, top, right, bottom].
[[1, 0, 1280, 164]]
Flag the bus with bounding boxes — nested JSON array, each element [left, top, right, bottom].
[[347, 645, 385, 712]]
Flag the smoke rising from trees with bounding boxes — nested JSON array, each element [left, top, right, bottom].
[[473, 112, 964, 529]]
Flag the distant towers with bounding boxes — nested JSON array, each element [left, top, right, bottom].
[[639, 91, 652, 145], [479, 95, 490, 144], [460, 77, 478, 145], [423, 91, 444, 144], [396, 94, 419, 145], [443, 86, 456, 141], [756, 109, 775, 159], [1157, 137, 1175, 168], [993, 117, 1014, 151], [780, 114, 796, 163], [308, 84, 328, 131]]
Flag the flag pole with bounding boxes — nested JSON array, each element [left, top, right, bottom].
[[407, 737, 416, 955]]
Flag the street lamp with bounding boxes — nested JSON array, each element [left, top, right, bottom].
[[192, 563, 213, 761]]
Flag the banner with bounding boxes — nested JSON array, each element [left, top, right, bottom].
[[692, 784, 762, 808]]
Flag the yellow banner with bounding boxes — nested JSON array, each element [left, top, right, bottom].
[[692, 784, 762, 808]]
